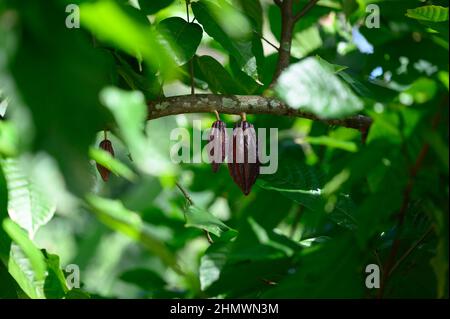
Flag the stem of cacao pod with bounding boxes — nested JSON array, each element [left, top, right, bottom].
[[213, 110, 220, 121], [103, 129, 107, 140], [241, 112, 247, 121]]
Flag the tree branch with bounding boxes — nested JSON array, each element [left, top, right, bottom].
[[270, 0, 294, 85], [294, 0, 319, 22], [147, 94, 372, 130], [377, 109, 442, 298]]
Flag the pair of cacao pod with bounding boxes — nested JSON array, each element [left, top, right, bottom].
[[209, 120, 260, 195]]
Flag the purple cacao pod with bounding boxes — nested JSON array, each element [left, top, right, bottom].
[[227, 121, 260, 195], [96, 139, 115, 182], [209, 120, 227, 173]]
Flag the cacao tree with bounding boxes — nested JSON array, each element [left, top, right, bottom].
[[0, 0, 448, 300]]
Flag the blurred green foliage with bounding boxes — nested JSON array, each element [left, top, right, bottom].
[[0, 0, 448, 299]]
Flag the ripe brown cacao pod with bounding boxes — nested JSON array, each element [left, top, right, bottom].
[[209, 120, 227, 173], [96, 138, 114, 182], [227, 121, 260, 195]]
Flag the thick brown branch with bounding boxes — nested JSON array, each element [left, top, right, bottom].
[[270, 0, 294, 85], [147, 94, 372, 130]]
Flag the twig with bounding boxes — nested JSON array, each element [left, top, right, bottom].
[[175, 182, 194, 206], [388, 225, 434, 277], [189, 60, 195, 96], [186, 0, 195, 95], [147, 94, 372, 131], [185, 0, 190, 22], [294, 0, 319, 22], [253, 30, 279, 51], [175, 182, 213, 244]]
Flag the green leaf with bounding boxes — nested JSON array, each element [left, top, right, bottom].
[[114, 52, 162, 99], [1, 158, 55, 238], [89, 147, 137, 182], [406, 5, 449, 22], [157, 17, 203, 66], [0, 261, 19, 298], [247, 217, 300, 257], [119, 268, 166, 291], [306, 136, 358, 153], [192, 1, 260, 80], [138, 0, 175, 15], [64, 288, 91, 299], [42, 250, 68, 299], [199, 240, 230, 291], [275, 57, 364, 119], [291, 26, 323, 59], [0, 162, 10, 264], [195, 56, 240, 94], [316, 55, 349, 73], [0, 121, 19, 157], [402, 78, 438, 104], [86, 195, 182, 275], [237, 0, 263, 32], [100, 87, 176, 176], [185, 205, 236, 238], [80, 0, 177, 78], [262, 236, 364, 298], [3, 1, 116, 195], [3, 219, 46, 299]]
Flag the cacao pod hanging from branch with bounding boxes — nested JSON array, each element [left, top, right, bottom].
[[227, 119, 260, 195], [96, 138, 114, 182]]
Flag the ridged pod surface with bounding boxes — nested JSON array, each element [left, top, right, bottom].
[[227, 121, 260, 195], [209, 120, 227, 173], [96, 139, 114, 182]]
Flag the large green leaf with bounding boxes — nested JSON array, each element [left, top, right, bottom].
[[0, 261, 19, 298], [119, 268, 166, 292], [195, 56, 240, 94], [275, 57, 364, 119], [0, 161, 10, 263], [185, 205, 236, 238], [262, 236, 365, 298], [157, 17, 203, 66], [192, 1, 261, 80], [100, 87, 176, 177], [406, 5, 449, 22], [1, 158, 55, 238], [89, 147, 137, 182], [138, 0, 175, 15], [199, 240, 230, 291], [3, 219, 46, 299], [80, 0, 177, 78], [3, 1, 115, 195], [42, 250, 69, 299], [86, 195, 182, 275], [237, 0, 263, 32]]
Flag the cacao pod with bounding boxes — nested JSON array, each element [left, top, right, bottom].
[[209, 120, 227, 173], [96, 138, 114, 182], [227, 121, 260, 195]]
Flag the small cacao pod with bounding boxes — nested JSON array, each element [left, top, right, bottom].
[[227, 121, 259, 195], [96, 138, 114, 182], [208, 120, 227, 173]]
